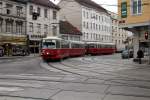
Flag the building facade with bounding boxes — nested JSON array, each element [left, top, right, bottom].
[[109, 11, 130, 52], [0, 0, 27, 56], [26, 0, 60, 53], [58, 0, 112, 43], [118, 0, 150, 58]]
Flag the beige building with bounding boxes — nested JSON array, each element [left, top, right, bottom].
[[0, 0, 27, 56], [118, 0, 150, 59]]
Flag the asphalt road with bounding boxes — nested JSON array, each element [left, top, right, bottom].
[[0, 54, 149, 100]]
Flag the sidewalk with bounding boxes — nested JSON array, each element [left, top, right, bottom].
[[133, 56, 149, 65], [0, 54, 40, 60]]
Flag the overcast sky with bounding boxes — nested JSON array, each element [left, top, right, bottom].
[[92, 0, 118, 13], [51, 0, 118, 13]]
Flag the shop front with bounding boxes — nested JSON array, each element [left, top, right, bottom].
[[0, 35, 28, 56]]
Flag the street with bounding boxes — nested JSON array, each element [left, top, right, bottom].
[[0, 54, 150, 100]]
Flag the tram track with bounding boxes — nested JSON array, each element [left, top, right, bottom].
[[0, 58, 150, 99], [45, 58, 150, 90], [0, 95, 49, 100], [0, 56, 39, 64], [81, 57, 150, 75]]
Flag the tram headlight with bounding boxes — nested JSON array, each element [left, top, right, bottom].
[[46, 52, 49, 55]]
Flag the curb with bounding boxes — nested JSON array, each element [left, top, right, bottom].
[[0, 55, 40, 60]]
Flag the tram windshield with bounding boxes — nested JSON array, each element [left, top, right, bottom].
[[42, 40, 56, 49]]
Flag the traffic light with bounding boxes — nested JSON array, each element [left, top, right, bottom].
[[32, 12, 39, 20], [145, 31, 148, 40]]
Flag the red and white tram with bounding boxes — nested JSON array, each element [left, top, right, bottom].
[[41, 37, 85, 61], [41, 37, 116, 61]]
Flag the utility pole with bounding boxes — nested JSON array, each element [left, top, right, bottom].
[[148, 21, 150, 64]]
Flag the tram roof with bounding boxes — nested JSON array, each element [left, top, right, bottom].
[[43, 37, 62, 40], [86, 42, 115, 45], [70, 40, 85, 44]]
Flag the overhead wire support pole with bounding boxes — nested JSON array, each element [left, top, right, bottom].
[[148, 21, 150, 65], [148, 0, 150, 64]]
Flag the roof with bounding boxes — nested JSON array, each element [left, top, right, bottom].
[[28, 0, 60, 10], [59, 21, 82, 36], [75, 0, 108, 14]]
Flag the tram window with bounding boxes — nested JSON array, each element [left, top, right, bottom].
[[56, 41, 60, 48], [42, 42, 56, 49], [61, 40, 69, 48], [99, 45, 101, 48], [72, 43, 79, 48], [89, 44, 95, 48], [98, 44, 100, 48], [85, 44, 89, 49]]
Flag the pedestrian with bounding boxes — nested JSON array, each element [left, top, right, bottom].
[[137, 49, 144, 64]]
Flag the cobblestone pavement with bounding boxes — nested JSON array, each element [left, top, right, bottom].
[[0, 54, 150, 100]]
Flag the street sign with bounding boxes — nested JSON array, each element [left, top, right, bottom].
[[121, 2, 127, 18]]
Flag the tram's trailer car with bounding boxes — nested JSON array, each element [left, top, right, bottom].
[[85, 42, 116, 55]]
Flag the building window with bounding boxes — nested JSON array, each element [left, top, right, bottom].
[[86, 33, 88, 39], [96, 24, 98, 30], [86, 12, 88, 19], [53, 11, 57, 20], [44, 24, 48, 35], [96, 15, 98, 20], [16, 22, 22, 34], [83, 22, 86, 28], [131, 0, 142, 15], [0, 2, 2, 13], [6, 22, 13, 33], [6, 4, 13, 15], [52, 26, 57, 36], [16, 6, 22, 16], [29, 22, 33, 32], [37, 7, 41, 16], [29, 5, 33, 15], [37, 23, 41, 33], [0, 20, 2, 32], [87, 22, 89, 29], [83, 11, 85, 18], [93, 23, 95, 29], [44, 9, 48, 18]]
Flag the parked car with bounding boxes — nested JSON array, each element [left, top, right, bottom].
[[121, 49, 133, 59]]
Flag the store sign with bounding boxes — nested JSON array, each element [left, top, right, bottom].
[[121, 2, 127, 18], [0, 35, 27, 44]]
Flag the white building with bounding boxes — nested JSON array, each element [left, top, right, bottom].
[[58, 0, 112, 43], [26, 0, 60, 53], [109, 11, 131, 52]]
